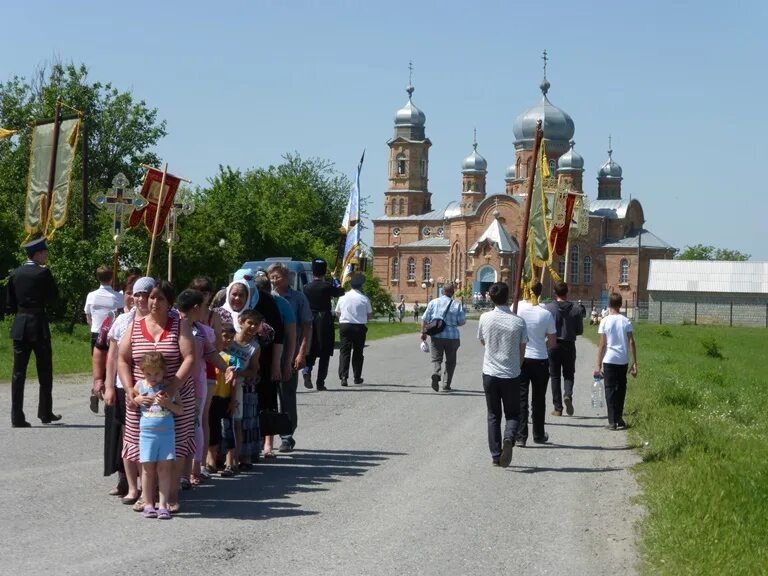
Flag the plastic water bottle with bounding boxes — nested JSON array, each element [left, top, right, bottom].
[[591, 376, 604, 409]]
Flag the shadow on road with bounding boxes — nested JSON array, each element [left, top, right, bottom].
[[511, 465, 626, 474], [177, 449, 406, 521]]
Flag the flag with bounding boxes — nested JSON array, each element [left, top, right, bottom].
[[24, 118, 81, 238], [0, 127, 18, 139], [522, 140, 555, 296], [341, 150, 365, 233], [549, 191, 576, 256], [127, 167, 182, 236], [341, 222, 360, 285]]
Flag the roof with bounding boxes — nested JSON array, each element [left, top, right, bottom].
[[602, 229, 675, 250], [589, 198, 630, 219], [375, 207, 447, 222], [647, 260, 768, 294], [468, 218, 519, 255], [399, 238, 450, 248]]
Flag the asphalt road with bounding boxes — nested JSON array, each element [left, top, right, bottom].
[[0, 321, 642, 576]]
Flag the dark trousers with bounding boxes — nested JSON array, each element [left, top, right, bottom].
[[518, 358, 550, 441], [549, 340, 576, 410], [602, 363, 628, 426], [338, 323, 367, 381], [11, 338, 53, 423], [305, 354, 330, 386], [482, 373, 520, 458], [279, 371, 299, 440]]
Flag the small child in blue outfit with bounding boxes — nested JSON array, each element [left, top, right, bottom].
[[135, 351, 184, 519]]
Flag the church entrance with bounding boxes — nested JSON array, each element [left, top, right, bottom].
[[473, 265, 497, 297]]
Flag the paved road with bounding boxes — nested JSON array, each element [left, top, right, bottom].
[[0, 321, 642, 575]]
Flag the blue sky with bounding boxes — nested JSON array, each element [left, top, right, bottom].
[[2, 0, 766, 259]]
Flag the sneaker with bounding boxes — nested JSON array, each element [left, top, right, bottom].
[[89, 393, 99, 414], [340, 379, 348, 387], [180, 477, 192, 491], [606, 423, 618, 431], [278, 440, 294, 453], [199, 466, 213, 479], [551, 409, 563, 417], [499, 438, 515, 468], [564, 396, 574, 416], [617, 419, 628, 430], [431, 374, 441, 392], [303, 373, 313, 389], [492, 458, 501, 467], [533, 433, 549, 444], [516, 438, 527, 448]]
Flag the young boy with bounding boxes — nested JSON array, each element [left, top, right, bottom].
[[226, 309, 262, 472], [594, 292, 638, 431], [134, 352, 183, 519], [208, 322, 238, 476]]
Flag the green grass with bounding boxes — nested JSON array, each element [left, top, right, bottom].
[[0, 319, 92, 381], [586, 323, 768, 575], [0, 318, 421, 381]]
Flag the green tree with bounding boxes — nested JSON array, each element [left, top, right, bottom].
[[677, 244, 751, 261], [0, 61, 167, 320]]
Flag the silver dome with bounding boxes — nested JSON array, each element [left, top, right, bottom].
[[513, 80, 574, 154], [462, 143, 487, 173], [505, 163, 516, 181], [598, 148, 623, 179], [558, 140, 584, 171], [395, 85, 426, 127]]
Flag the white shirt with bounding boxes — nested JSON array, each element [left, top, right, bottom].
[[598, 313, 633, 365], [477, 305, 528, 378], [84, 284, 124, 332], [335, 289, 372, 325], [107, 308, 136, 389], [517, 300, 556, 359]]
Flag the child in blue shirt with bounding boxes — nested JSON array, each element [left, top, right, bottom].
[[135, 351, 184, 519]]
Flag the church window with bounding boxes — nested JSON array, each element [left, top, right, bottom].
[[397, 153, 407, 176], [391, 227, 401, 237], [570, 244, 580, 284], [436, 226, 444, 237], [526, 158, 531, 178], [399, 198, 405, 214], [423, 257, 432, 280], [549, 159, 556, 176], [558, 258, 565, 279], [583, 256, 592, 284], [391, 257, 400, 280], [516, 158, 522, 179], [421, 158, 427, 177], [422, 226, 431, 237], [620, 258, 630, 284], [407, 257, 416, 281]]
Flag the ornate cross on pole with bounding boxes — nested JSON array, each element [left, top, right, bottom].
[[165, 189, 195, 282], [92, 173, 147, 287]]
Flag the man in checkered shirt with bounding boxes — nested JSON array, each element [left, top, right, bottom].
[[477, 282, 528, 468], [420, 283, 466, 392]]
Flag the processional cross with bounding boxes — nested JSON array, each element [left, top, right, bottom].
[[164, 190, 195, 281], [93, 173, 147, 238]]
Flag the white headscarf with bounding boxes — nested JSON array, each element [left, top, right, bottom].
[[222, 279, 252, 332]]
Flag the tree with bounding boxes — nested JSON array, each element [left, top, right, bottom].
[[677, 244, 751, 261], [0, 61, 167, 320]]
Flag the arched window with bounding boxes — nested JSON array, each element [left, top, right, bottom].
[[399, 198, 405, 215], [407, 257, 416, 281], [516, 158, 522, 179], [421, 158, 427, 177], [391, 200, 398, 215], [558, 258, 565, 279], [549, 159, 556, 176], [397, 153, 406, 176], [570, 244, 580, 284], [583, 256, 592, 284], [391, 257, 400, 280], [422, 257, 431, 281], [620, 258, 630, 284], [526, 158, 532, 178]]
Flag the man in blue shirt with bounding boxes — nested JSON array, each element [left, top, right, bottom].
[[420, 283, 466, 392]]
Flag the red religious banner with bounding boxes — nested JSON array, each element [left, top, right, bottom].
[[127, 167, 182, 236], [549, 192, 576, 256]]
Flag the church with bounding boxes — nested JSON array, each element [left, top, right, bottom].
[[371, 64, 676, 310]]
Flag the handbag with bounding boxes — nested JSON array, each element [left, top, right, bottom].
[[423, 299, 453, 336], [258, 408, 292, 436]]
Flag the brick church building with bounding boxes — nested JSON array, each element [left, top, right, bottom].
[[371, 69, 676, 308]]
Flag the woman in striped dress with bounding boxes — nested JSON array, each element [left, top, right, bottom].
[[118, 280, 195, 512]]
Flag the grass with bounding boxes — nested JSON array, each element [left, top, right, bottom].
[[0, 318, 421, 381], [585, 323, 768, 575]]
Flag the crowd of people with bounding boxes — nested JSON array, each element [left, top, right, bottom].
[[7, 237, 637, 509]]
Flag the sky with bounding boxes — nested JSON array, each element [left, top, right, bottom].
[[2, 0, 766, 260]]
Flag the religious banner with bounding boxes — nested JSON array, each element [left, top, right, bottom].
[[0, 127, 19, 139], [341, 222, 360, 285], [549, 189, 576, 256], [127, 167, 182, 236], [24, 117, 81, 238]]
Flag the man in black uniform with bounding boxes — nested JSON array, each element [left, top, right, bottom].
[[7, 237, 61, 427], [302, 258, 345, 391]]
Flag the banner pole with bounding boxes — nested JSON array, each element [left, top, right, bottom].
[[146, 162, 169, 277], [43, 99, 62, 236], [167, 239, 173, 282]]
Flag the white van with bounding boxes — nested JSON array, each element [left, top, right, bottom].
[[238, 258, 314, 292]]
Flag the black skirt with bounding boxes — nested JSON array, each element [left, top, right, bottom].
[[103, 388, 126, 476], [309, 310, 335, 357]]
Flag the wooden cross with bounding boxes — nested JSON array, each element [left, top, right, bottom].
[[92, 173, 147, 238]]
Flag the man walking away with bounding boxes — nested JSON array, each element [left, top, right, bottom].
[[516, 282, 556, 446], [546, 282, 584, 416], [477, 282, 527, 468], [420, 283, 466, 392], [335, 274, 373, 387], [7, 237, 61, 427]]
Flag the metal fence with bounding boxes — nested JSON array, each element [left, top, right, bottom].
[[648, 298, 768, 327]]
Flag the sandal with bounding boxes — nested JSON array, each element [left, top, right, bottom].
[[220, 466, 235, 478], [121, 493, 140, 505], [157, 508, 171, 520], [190, 474, 202, 486], [239, 462, 254, 471], [142, 506, 157, 518], [168, 502, 180, 513], [132, 497, 145, 512], [263, 451, 276, 459]]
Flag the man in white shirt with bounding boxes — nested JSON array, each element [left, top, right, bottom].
[[84, 265, 123, 413], [477, 282, 528, 468], [335, 274, 373, 387], [516, 282, 557, 446]]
